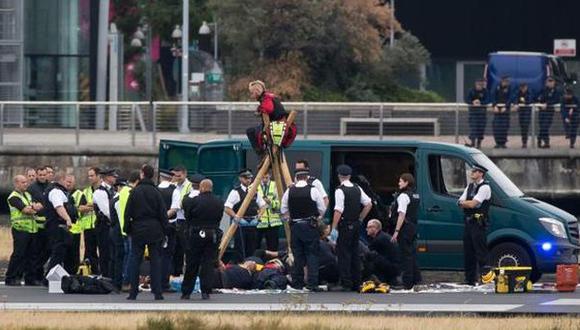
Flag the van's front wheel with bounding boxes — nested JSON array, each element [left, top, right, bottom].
[[489, 242, 542, 282]]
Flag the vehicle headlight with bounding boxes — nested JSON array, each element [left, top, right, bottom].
[[539, 217, 567, 239]]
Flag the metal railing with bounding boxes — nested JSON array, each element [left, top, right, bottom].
[[0, 101, 573, 148]]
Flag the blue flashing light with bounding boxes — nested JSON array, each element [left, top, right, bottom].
[[541, 242, 553, 252]]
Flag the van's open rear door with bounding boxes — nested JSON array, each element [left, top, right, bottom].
[[158, 140, 201, 174]]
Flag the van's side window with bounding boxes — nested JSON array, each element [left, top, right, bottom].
[[428, 155, 470, 197]]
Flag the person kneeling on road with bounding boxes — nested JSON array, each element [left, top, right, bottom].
[[363, 219, 400, 286]]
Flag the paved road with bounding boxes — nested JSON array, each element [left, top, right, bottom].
[[1, 284, 579, 315]]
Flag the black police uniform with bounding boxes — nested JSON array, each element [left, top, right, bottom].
[[181, 191, 224, 298], [492, 84, 511, 148], [94, 185, 114, 277], [288, 184, 320, 289], [336, 184, 362, 290], [515, 88, 533, 147], [462, 181, 492, 284], [365, 231, 400, 285], [232, 186, 259, 259], [389, 188, 421, 289], [561, 95, 580, 148], [27, 180, 50, 282], [158, 181, 177, 289], [108, 192, 124, 289], [537, 86, 561, 147], [43, 183, 78, 274], [466, 86, 489, 147]]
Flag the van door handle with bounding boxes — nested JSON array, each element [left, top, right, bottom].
[[427, 206, 442, 213]]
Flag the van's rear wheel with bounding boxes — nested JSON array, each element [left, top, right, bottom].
[[490, 242, 541, 283]]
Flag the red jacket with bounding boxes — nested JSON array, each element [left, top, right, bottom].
[[257, 91, 287, 121]]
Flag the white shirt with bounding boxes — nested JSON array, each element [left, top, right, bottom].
[[281, 180, 327, 215], [48, 188, 68, 208], [93, 183, 112, 219], [157, 181, 173, 189], [224, 185, 266, 209], [311, 178, 328, 199], [333, 180, 371, 213], [459, 180, 491, 206], [170, 180, 191, 220], [188, 189, 200, 198], [397, 193, 411, 214]]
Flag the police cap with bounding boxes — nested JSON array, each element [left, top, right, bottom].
[[190, 173, 205, 184], [238, 168, 253, 178], [294, 168, 310, 176], [100, 168, 118, 177], [337, 164, 352, 176], [159, 169, 173, 178], [471, 164, 488, 174]]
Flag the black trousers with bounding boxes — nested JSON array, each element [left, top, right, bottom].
[[83, 228, 99, 274], [463, 218, 490, 283], [337, 221, 361, 290], [109, 225, 125, 289], [5, 228, 36, 283], [235, 225, 258, 260], [162, 223, 177, 288], [64, 233, 81, 275], [46, 222, 73, 274], [32, 228, 50, 281], [518, 107, 531, 144], [468, 107, 487, 142], [129, 239, 163, 297], [182, 228, 219, 295], [95, 221, 111, 277], [538, 109, 554, 144], [399, 222, 421, 289], [246, 125, 262, 151], [172, 220, 187, 276], [257, 226, 280, 251], [290, 222, 319, 288], [492, 111, 510, 146]]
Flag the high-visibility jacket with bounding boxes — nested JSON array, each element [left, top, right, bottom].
[[178, 180, 193, 209], [257, 180, 282, 228], [118, 185, 132, 236], [78, 186, 97, 231], [70, 189, 84, 234], [7, 191, 37, 234]]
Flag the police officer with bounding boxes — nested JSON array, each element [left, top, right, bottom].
[[27, 166, 49, 283], [5, 175, 40, 286], [257, 172, 282, 250], [109, 177, 127, 290], [512, 83, 533, 148], [158, 169, 177, 291], [225, 168, 266, 259], [76, 167, 100, 274], [537, 77, 561, 148], [390, 173, 421, 290], [331, 165, 372, 291], [561, 87, 579, 148], [181, 179, 224, 300], [492, 76, 512, 148], [458, 164, 495, 285], [93, 168, 117, 278], [295, 160, 329, 207], [44, 172, 77, 274], [466, 79, 489, 148], [117, 171, 140, 291], [168, 165, 192, 276], [69, 178, 84, 275], [281, 167, 326, 291]]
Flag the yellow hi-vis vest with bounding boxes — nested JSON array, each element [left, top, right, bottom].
[[78, 186, 97, 231], [70, 189, 84, 234], [118, 185, 132, 236], [8, 191, 37, 234], [178, 180, 193, 209], [257, 181, 282, 228]]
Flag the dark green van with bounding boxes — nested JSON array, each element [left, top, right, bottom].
[[159, 139, 579, 281]]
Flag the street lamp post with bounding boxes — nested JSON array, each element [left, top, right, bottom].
[[389, 0, 395, 48], [131, 24, 152, 103], [180, 0, 190, 133], [198, 20, 218, 60]]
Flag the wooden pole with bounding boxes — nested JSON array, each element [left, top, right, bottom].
[[280, 151, 293, 187], [218, 156, 271, 259]]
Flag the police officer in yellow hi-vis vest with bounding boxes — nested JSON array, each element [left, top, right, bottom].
[[69, 177, 85, 275], [6, 175, 42, 286], [257, 172, 282, 251], [76, 167, 101, 274]]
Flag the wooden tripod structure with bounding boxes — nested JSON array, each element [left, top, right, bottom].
[[218, 111, 296, 262]]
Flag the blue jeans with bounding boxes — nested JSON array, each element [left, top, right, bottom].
[[122, 236, 131, 285]]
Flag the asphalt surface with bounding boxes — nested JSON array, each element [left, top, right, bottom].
[[1, 284, 580, 315]]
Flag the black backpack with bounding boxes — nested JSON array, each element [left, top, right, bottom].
[[61, 275, 118, 294]]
